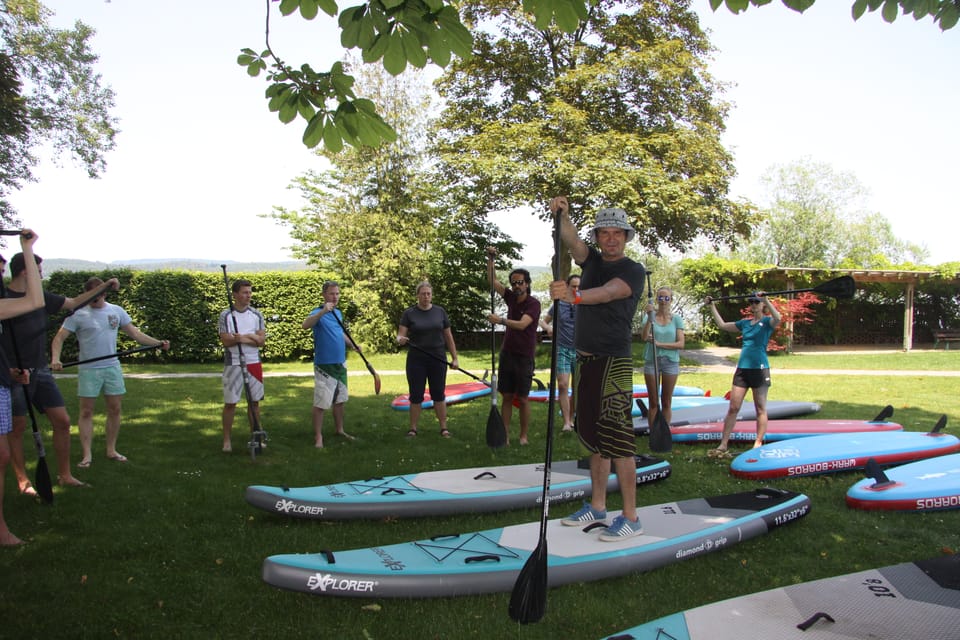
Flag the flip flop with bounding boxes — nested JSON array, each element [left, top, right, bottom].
[[406, 429, 418, 438], [107, 454, 128, 462], [77, 459, 92, 468], [440, 429, 452, 438], [19, 486, 38, 498]]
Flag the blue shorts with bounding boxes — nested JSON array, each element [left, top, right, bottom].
[[78, 365, 126, 397], [556, 345, 576, 375], [0, 386, 11, 435], [12, 367, 65, 417], [643, 356, 679, 376]]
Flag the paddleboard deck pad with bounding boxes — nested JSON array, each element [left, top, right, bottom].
[[246, 455, 670, 520], [391, 380, 491, 411], [261, 487, 810, 598], [730, 431, 960, 480], [847, 452, 960, 512], [634, 400, 822, 432], [603, 555, 960, 640]]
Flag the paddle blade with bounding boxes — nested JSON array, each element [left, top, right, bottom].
[[508, 540, 548, 624], [370, 368, 382, 395], [649, 412, 673, 453], [813, 275, 856, 299], [32, 434, 54, 504], [486, 407, 506, 449]]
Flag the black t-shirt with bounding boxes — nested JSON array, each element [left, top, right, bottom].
[[574, 248, 646, 358], [0, 290, 67, 369]]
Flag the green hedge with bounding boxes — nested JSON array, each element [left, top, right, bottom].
[[45, 270, 335, 364]]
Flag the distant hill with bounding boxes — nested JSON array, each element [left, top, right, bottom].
[[42, 259, 548, 276], [41, 258, 310, 274]]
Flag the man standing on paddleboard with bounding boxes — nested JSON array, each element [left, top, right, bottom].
[[549, 197, 647, 541]]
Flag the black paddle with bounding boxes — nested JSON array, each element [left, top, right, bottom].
[[486, 253, 507, 449], [710, 276, 856, 302], [405, 341, 491, 387], [508, 204, 563, 623], [331, 314, 382, 395], [59, 343, 162, 368], [220, 266, 267, 460], [0, 280, 54, 504], [645, 272, 672, 453]]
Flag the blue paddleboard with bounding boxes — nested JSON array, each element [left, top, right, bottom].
[[246, 455, 670, 520], [603, 555, 960, 640], [847, 452, 960, 512], [730, 420, 960, 480], [262, 488, 810, 598]]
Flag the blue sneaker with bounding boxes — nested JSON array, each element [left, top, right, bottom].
[[599, 514, 643, 541], [561, 502, 606, 526]]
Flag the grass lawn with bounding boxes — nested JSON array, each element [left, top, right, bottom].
[[2, 349, 959, 639]]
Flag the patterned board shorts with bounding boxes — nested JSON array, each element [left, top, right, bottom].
[[222, 363, 265, 404], [574, 354, 636, 459]]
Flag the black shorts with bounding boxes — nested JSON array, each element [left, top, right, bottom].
[[12, 367, 65, 416], [732, 367, 771, 389], [497, 351, 534, 398]]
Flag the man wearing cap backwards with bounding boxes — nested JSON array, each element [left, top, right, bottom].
[[703, 291, 781, 457], [549, 196, 647, 541]]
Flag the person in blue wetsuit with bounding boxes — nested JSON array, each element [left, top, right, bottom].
[[704, 292, 781, 457]]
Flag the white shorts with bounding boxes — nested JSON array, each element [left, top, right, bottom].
[[313, 367, 348, 409], [222, 364, 265, 404]]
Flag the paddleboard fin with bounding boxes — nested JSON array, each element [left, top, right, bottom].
[[871, 405, 894, 422], [864, 458, 893, 487], [931, 414, 948, 434]]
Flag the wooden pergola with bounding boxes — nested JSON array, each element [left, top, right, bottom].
[[757, 267, 958, 351]]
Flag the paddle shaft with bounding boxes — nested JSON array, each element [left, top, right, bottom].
[[710, 276, 855, 302], [59, 344, 161, 368], [331, 312, 381, 395], [405, 341, 490, 387]]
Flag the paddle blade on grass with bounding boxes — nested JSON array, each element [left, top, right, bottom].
[[486, 408, 506, 449], [32, 432, 53, 504], [508, 539, 548, 624], [649, 412, 673, 453]]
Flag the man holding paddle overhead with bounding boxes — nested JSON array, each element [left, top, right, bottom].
[[50, 277, 170, 466], [302, 280, 357, 448], [548, 197, 647, 541], [219, 278, 265, 454], [1, 252, 119, 491]]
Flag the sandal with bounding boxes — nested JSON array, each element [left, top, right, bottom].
[[406, 429, 418, 438], [77, 459, 92, 468], [440, 429, 452, 438]]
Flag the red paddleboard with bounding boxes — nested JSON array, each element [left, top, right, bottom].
[[391, 381, 491, 411], [662, 407, 901, 443]]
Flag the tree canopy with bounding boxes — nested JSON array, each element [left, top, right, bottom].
[[743, 157, 928, 268], [240, 0, 957, 155], [433, 0, 754, 259], [0, 0, 118, 227], [268, 60, 518, 350]]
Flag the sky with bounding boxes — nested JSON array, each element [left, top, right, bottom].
[[7, 1, 959, 267]]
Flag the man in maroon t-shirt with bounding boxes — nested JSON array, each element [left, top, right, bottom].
[[486, 247, 541, 446]]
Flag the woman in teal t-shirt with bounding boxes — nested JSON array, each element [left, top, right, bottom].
[[704, 292, 781, 457], [640, 286, 685, 429]]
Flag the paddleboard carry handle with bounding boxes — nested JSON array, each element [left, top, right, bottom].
[[464, 554, 501, 564], [797, 611, 836, 631], [473, 471, 497, 480]]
